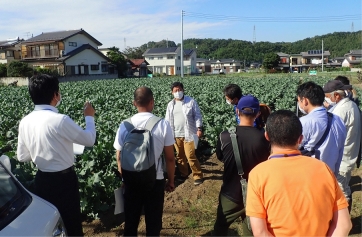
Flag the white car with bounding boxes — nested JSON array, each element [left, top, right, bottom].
[[0, 155, 67, 236]]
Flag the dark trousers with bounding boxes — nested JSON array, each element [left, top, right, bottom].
[[213, 194, 252, 236], [123, 179, 165, 236], [35, 169, 83, 237]]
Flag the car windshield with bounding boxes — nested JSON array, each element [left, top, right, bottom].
[[0, 164, 18, 217]]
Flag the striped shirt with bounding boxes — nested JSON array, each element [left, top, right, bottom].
[[165, 95, 203, 142]]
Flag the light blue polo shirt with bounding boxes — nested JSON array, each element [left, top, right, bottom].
[[300, 107, 347, 175]]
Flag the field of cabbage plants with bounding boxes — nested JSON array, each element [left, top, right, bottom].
[[0, 75, 347, 217]]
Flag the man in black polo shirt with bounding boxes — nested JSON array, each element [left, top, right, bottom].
[[213, 95, 270, 236]]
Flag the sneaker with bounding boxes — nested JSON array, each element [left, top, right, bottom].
[[176, 175, 188, 182], [194, 178, 204, 186]]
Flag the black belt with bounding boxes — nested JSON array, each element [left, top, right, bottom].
[[39, 166, 74, 174]]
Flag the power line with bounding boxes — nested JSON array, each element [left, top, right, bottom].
[[184, 11, 361, 22]]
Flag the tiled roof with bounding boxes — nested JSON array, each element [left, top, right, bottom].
[[184, 49, 195, 56], [301, 51, 331, 57], [23, 29, 102, 45], [129, 59, 149, 66], [346, 49, 362, 56], [144, 47, 178, 55], [0, 38, 23, 48], [277, 52, 289, 57]]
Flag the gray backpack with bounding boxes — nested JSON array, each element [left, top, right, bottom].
[[120, 116, 161, 191]]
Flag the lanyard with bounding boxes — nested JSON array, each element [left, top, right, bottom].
[[269, 154, 300, 159]]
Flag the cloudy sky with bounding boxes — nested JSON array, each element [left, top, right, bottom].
[[0, 0, 361, 50]]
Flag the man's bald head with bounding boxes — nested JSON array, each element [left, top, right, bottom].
[[134, 86, 153, 107]]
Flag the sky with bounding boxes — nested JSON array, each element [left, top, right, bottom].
[[0, 0, 361, 50]]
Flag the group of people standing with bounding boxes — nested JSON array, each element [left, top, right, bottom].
[[15, 73, 359, 236]]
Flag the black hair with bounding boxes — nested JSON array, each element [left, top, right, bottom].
[[171, 82, 184, 91], [296, 81, 324, 106], [134, 86, 153, 107], [266, 110, 302, 147], [28, 74, 59, 105], [223, 84, 242, 100], [335, 76, 350, 85]]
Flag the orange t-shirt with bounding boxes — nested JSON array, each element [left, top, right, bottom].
[[246, 150, 348, 236]]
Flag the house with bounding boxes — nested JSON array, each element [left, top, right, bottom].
[[0, 37, 23, 64], [210, 59, 241, 74], [20, 29, 112, 76], [196, 58, 211, 73], [142, 47, 197, 75], [277, 52, 290, 72], [288, 50, 330, 73], [126, 59, 149, 77], [342, 50, 362, 68]]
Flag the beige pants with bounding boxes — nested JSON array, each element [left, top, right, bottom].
[[174, 137, 203, 180]]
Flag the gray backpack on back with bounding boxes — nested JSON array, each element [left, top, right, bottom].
[[120, 116, 161, 191]]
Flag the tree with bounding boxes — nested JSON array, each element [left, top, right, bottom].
[[107, 47, 127, 78], [7, 61, 33, 77], [122, 46, 144, 59], [262, 52, 279, 71], [0, 63, 7, 77]]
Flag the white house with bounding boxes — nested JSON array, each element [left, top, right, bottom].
[[142, 47, 197, 75], [21, 29, 112, 76], [342, 50, 362, 68]]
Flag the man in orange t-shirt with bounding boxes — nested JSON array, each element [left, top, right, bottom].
[[246, 110, 351, 236]]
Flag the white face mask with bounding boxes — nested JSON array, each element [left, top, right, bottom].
[[226, 99, 232, 105], [173, 91, 184, 99], [298, 104, 307, 115], [325, 97, 336, 107], [55, 94, 62, 107]]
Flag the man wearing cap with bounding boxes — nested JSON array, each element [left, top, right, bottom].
[[324, 79, 361, 211], [297, 81, 346, 175], [213, 95, 270, 236]]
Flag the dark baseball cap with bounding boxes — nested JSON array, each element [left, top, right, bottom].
[[323, 80, 352, 93], [237, 95, 260, 114]]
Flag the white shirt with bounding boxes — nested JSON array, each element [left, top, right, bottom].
[[173, 100, 185, 137], [17, 105, 96, 172], [330, 97, 361, 172], [113, 112, 175, 180]]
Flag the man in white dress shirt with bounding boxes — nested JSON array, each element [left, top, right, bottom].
[[17, 74, 96, 236]]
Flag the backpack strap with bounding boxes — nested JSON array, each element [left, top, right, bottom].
[[314, 112, 333, 149], [228, 127, 244, 176], [145, 116, 162, 131]]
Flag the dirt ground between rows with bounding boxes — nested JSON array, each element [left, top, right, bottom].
[[82, 154, 362, 237]]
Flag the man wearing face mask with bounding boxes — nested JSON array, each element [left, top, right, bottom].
[[223, 84, 243, 124], [17, 74, 96, 236], [296, 81, 346, 175], [165, 82, 204, 185], [323, 80, 361, 211]]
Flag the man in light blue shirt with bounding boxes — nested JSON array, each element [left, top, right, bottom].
[[297, 81, 346, 175]]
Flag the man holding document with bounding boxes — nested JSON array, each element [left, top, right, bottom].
[[165, 82, 204, 185], [17, 74, 96, 236]]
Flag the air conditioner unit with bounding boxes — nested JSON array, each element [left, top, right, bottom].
[[60, 50, 66, 57]]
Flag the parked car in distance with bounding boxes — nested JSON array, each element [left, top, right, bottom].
[[0, 155, 67, 236]]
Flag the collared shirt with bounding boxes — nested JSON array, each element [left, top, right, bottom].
[[329, 97, 361, 172], [113, 112, 175, 180], [300, 106, 346, 174], [165, 95, 202, 142], [17, 105, 96, 172]]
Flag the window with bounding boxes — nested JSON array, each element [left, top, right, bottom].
[[167, 56, 174, 59], [69, 42, 77, 47], [44, 44, 58, 56], [30, 46, 40, 57], [101, 64, 108, 72], [178, 56, 180, 60], [6, 51, 14, 57], [158, 56, 163, 60], [91, 64, 99, 70], [148, 57, 154, 60]]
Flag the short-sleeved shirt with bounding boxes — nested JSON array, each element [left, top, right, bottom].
[[246, 150, 348, 236], [300, 106, 346, 174], [216, 126, 270, 204], [113, 112, 175, 180]]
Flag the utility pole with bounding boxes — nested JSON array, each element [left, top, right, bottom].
[[322, 39, 324, 72], [253, 25, 256, 44], [181, 10, 184, 78], [124, 38, 126, 50]]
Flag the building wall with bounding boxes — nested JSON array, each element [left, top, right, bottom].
[[63, 34, 99, 54], [145, 48, 182, 75], [65, 49, 108, 75]]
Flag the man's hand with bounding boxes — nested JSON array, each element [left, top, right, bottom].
[[84, 101, 95, 117], [165, 180, 175, 192], [197, 130, 203, 138]]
